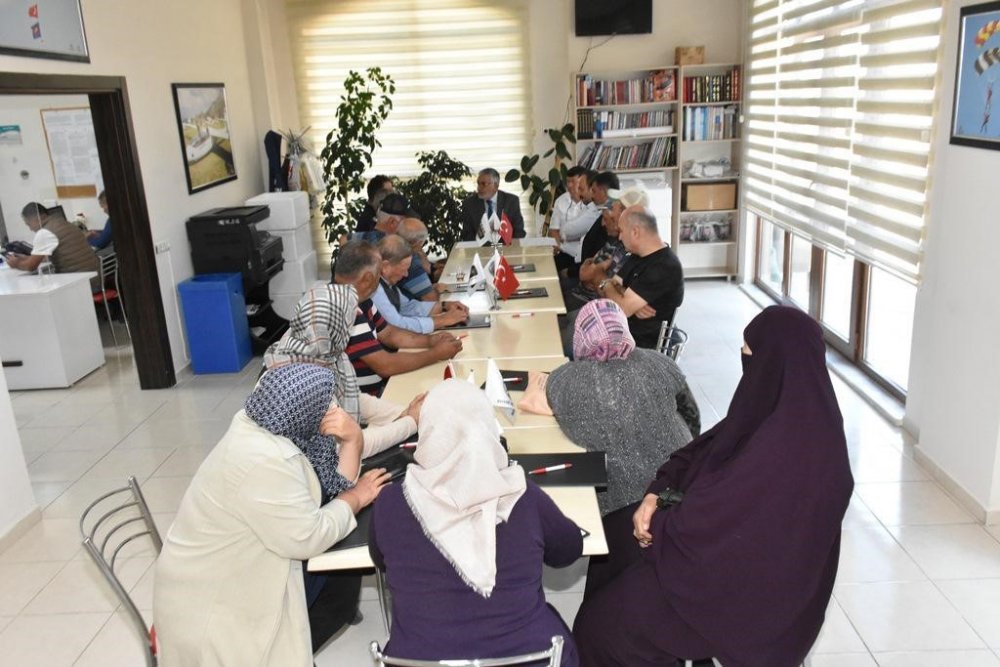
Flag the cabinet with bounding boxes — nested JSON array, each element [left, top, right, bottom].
[[574, 63, 743, 279]]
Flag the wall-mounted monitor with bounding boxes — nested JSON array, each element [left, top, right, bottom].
[[0, 1, 89, 63], [575, 0, 653, 37]]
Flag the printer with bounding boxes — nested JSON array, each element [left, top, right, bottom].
[[186, 205, 284, 286]]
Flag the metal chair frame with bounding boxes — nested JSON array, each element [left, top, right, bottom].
[[655, 318, 689, 361], [79, 475, 162, 667], [94, 249, 131, 349], [370, 635, 564, 667]]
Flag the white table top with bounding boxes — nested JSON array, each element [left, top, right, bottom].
[[442, 278, 566, 315], [440, 253, 558, 285], [0, 267, 97, 296], [423, 312, 564, 360]]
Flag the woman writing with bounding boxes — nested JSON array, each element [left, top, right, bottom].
[[573, 306, 854, 666]]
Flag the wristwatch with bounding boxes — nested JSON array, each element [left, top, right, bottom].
[[598, 278, 610, 294]]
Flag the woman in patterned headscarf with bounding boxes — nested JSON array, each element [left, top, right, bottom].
[[154, 364, 391, 666], [545, 299, 700, 514], [264, 282, 424, 458]]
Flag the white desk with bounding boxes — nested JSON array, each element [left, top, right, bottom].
[[442, 278, 566, 315], [440, 253, 558, 285], [0, 268, 105, 389], [417, 312, 563, 360]]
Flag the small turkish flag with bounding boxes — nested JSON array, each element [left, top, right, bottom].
[[499, 213, 513, 245], [28, 4, 38, 18], [493, 255, 521, 300], [443, 361, 457, 380]]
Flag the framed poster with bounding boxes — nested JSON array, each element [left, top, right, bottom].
[[0, 1, 89, 63], [171, 83, 238, 194], [951, 0, 1000, 150], [40, 107, 101, 198]]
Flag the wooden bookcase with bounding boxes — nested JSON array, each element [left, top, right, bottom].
[[573, 63, 743, 279]]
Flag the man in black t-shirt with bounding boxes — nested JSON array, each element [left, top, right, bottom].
[[595, 205, 683, 349]]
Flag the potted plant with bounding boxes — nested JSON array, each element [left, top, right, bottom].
[[394, 151, 472, 257], [503, 124, 576, 235]]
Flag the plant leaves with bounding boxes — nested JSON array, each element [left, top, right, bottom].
[[504, 168, 520, 183]]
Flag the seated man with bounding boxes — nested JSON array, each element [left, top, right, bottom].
[[459, 168, 525, 243], [596, 205, 683, 350], [87, 190, 114, 250], [372, 234, 469, 334], [7, 202, 99, 290], [579, 171, 621, 262], [352, 193, 438, 302], [354, 175, 393, 233], [549, 167, 600, 276], [333, 241, 463, 396]]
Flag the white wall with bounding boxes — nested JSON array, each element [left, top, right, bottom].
[[0, 94, 106, 244], [0, 367, 37, 538], [0, 0, 271, 374], [905, 0, 1000, 516]]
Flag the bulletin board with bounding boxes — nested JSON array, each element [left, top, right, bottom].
[[39, 107, 101, 199]]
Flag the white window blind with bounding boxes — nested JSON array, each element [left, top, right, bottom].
[[745, 0, 942, 283], [285, 0, 532, 266]]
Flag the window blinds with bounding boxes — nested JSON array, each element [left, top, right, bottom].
[[745, 0, 942, 283], [285, 0, 531, 266]]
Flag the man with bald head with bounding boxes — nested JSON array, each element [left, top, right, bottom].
[[596, 205, 683, 349], [371, 235, 468, 334]]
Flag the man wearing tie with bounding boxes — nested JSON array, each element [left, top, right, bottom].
[[459, 168, 525, 243]]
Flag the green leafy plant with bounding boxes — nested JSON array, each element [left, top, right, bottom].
[[320, 67, 395, 250], [503, 123, 576, 235], [394, 151, 472, 257]]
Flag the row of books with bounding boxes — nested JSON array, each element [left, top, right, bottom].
[[683, 67, 741, 104], [576, 69, 677, 106], [576, 109, 675, 140], [577, 136, 676, 172], [682, 105, 740, 141]]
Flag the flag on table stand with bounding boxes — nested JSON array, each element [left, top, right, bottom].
[[466, 369, 477, 385], [499, 212, 513, 245], [443, 361, 457, 380], [467, 252, 488, 295], [485, 358, 515, 423], [478, 211, 501, 242], [493, 253, 521, 301]]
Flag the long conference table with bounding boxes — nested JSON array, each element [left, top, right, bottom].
[[308, 246, 608, 583]]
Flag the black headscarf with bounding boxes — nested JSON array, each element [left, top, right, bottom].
[[644, 306, 854, 667]]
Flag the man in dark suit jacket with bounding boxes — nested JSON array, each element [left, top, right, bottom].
[[459, 168, 525, 243]]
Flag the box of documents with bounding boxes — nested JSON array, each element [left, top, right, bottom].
[[683, 183, 737, 211]]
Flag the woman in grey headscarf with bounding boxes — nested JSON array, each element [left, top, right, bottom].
[[546, 299, 700, 514]]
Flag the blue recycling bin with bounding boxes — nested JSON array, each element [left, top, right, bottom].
[[177, 273, 253, 374]]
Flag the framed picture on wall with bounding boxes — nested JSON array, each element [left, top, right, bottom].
[[0, 0, 89, 63], [171, 83, 238, 194], [951, 0, 1000, 150]]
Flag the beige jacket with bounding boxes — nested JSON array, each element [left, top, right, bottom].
[[153, 411, 356, 667]]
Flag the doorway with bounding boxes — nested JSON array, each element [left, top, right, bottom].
[[0, 72, 175, 390]]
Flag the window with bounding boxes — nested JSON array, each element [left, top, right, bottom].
[[758, 217, 785, 296], [864, 266, 916, 391], [788, 234, 812, 310], [821, 250, 852, 341], [285, 0, 532, 265]]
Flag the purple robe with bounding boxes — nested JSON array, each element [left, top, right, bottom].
[[575, 306, 854, 667]]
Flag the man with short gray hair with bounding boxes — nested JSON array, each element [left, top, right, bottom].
[[459, 167, 525, 243]]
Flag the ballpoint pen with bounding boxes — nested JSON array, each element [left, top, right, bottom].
[[527, 463, 573, 475]]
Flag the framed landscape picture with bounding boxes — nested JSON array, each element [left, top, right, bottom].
[[951, 0, 1000, 150], [171, 83, 237, 194]]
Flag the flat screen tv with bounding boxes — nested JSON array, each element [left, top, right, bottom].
[[575, 0, 652, 37]]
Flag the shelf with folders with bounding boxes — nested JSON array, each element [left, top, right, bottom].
[[681, 65, 741, 104], [577, 135, 677, 172], [681, 105, 740, 142]]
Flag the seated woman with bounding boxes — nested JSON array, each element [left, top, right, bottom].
[[154, 364, 391, 666], [573, 306, 854, 667], [265, 281, 422, 457], [544, 298, 700, 514], [370, 379, 583, 665]]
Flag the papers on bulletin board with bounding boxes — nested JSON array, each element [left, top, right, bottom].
[[40, 107, 102, 198]]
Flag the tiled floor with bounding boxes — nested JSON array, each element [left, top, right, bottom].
[[2, 281, 999, 666]]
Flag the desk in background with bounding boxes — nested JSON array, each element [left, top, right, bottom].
[[0, 268, 105, 389]]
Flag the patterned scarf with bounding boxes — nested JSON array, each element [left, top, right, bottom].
[[244, 364, 353, 500], [573, 298, 636, 362], [262, 283, 361, 422]]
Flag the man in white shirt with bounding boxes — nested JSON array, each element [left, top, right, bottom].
[[549, 167, 601, 276]]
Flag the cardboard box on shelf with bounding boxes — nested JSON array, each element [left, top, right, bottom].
[[675, 46, 705, 66], [682, 183, 737, 211]]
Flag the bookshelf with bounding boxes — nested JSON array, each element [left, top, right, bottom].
[[573, 63, 743, 280], [676, 63, 743, 279]]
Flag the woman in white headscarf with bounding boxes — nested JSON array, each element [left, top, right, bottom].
[[369, 379, 583, 665]]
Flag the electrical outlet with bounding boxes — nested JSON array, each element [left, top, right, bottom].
[[154, 241, 170, 254]]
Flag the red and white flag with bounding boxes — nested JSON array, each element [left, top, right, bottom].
[[28, 4, 38, 18], [443, 361, 457, 380], [499, 212, 513, 245], [493, 254, 521, 301]]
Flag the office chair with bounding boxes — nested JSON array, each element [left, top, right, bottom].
[[369, 635, 564, 666], [93, 249, 131, 348], [79, 476, 162, 667]]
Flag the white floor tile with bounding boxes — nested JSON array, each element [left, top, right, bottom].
[[0, 616, 11, 635], [807, 654, 877, 667], [151, 444, 213, 477], [0, 561, 64, 615], [813, 599, 868, 654], [848, 444, 928, 483], [0, 518, 82, 563], [30, 481, 73, 509], [835, 581, 984, 652], [26, 448, 105, 483], [854, 482, 974, 526], [841, 494, 882, 529], [872, 650, 1000, 666], [888, 524, 1000, 579], [543, 558, 588, 594], [0, 611, 109, 667], [23, 402, 110, 429], [546, 591, 583, 630], [938, 579, 1000, 648], [23, 557, 152, 615], [835, 525, 925, 584], [41, 478, 132, 520], [987, 524, 1000, 543], [73, 610, 151, 667], [80, 447, 176, 482], [118, 418, 229, 450], [314, 599, 387, 665], [49, 423, 126, 454], [17, 426, 76, 462]]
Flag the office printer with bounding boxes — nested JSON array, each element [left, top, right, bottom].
[[186, 205, 284, 286]]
